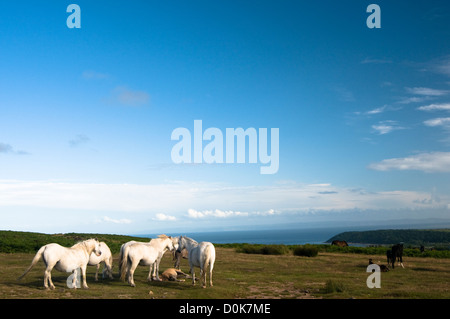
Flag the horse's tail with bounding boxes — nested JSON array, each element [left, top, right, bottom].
[[204, 244, 216, 273], [118, 244, 125, 276], [120, 245, 130, 281], [17, 245, 46, 280]]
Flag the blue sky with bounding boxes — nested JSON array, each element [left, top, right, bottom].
[[1, 1, 450, 234]]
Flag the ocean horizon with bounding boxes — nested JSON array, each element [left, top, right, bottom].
[[135, 222, 450, 246], [136, 227, 362, 246]]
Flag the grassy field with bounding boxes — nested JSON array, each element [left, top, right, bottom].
[[1, 247, 450, 299]]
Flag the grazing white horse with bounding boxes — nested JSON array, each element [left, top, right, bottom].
[[177, 236, 216, 288], [118, 239, 151, 277], [18, 238, 102, 289], [120, 235, 177, 287], [88, 241, 114, 281]]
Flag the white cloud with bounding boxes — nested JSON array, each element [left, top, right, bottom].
[[371, 120, 404, 135], [417, 103, 450, 111], [187, 208, 248, 219], [406, 87, 449, 96], [398, 96, 433, 104], [424, 117, 450, 127], [154, 213, 177, 221], [368, 152, 450, 173], [366, 106, 387, 115], [102, 216, 132, 224], [0, 180, 447, 226], [429, 55, 450, 77]]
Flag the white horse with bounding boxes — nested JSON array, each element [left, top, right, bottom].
[[118, 239, 151, 277], [118, 235, 179, 281], [18, 238, 102, 289], [120, 235, 177, 287], [88, 241, 114, 281], [177, 236, 216, 288]]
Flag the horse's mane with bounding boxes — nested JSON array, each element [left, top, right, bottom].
[[158, 234, 170, 239], [71, 238, 96, 249], [182, 236, 198, 244]]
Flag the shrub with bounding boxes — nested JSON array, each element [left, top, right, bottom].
[[293, 245, 319, 257], [239, 244, 290, 255], [323, 280, 346, 293]]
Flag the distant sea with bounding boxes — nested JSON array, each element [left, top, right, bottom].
[[134, 221, 450, 246], [138, 227, 358, 246]]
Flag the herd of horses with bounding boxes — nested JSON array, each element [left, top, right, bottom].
[[332, 240, 405, 270], [18, 235, 216, 289], [18, 235, 407, 290]]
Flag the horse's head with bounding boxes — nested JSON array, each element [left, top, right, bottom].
[[92, 238, 102, 257], [176, 236, 185, 253], [171, 236, 179, 252]]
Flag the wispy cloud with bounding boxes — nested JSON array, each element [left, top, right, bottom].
[[69, 134, 90, 147], [424, 117, 450, 127], [406, 87, 449, 96], [360, 57, 392, 64], [187, 208, 249, 219], [418, 103, 450, 111], [0, 180, 446, 220], [398, 96, 433, 104], [372, 120, 405, 135], [368, 152, 450, 173], [333, 86, 355, 102], [101, 216, 132, 224], [153, 213, 177, 221], [427, 55, 450, 77], [111, 86, 150, 107], [0, 143, 29, 155], [82, 70, 110, 80], [397, 87, 448, 104]]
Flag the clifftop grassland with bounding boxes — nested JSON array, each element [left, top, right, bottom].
[[1, 230, 450, 299]]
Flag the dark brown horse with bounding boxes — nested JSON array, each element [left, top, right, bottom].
[[331, 240, 348, 247]]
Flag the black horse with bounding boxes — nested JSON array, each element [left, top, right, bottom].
[[387, 244, 404, 269]]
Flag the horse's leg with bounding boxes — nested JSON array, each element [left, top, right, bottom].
[[44, 266, 55, 290], [201, 268, 206, 288], [95, 264, 100, 281], [190, 266, 195, 286], [209, 266, 213, 287], [72, 268, 79, 289], [80, 265, 89, 289], [148, 264, 153, 282], [129, 260, 138, 287], [105, 261, 113, 279], [43, 268, 50, 289], [154, 258, 162, 281]]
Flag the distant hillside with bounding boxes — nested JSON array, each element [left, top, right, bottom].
[[0, 230, 151, 254], [327, 229, 450, 246]]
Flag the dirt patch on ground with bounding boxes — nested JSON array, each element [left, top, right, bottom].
[[245, 281, 321, 299]]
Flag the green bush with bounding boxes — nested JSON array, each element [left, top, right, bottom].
[[293, 245, 319, 257], [322, 280, 346, 293], [239, 244, 290, 255]]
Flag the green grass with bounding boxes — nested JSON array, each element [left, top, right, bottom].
[[1, 230, 450, 299], [2, 248, 450, 299]]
